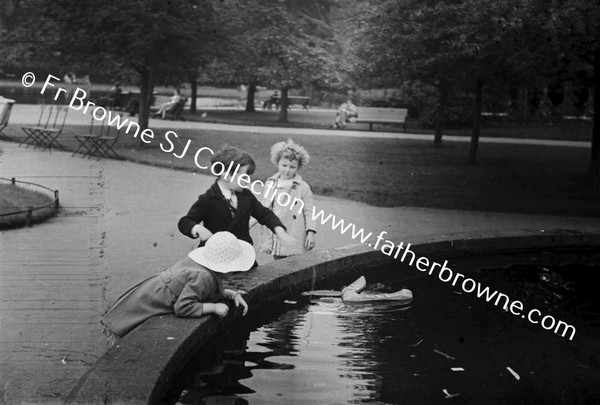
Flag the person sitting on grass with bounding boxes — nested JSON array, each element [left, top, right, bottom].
[[153, 88, 183, 119], [255, 139, 316, 260], [333, 98, 358, 129], [101, 231, 254, 341], [178, 146, 297, 263]]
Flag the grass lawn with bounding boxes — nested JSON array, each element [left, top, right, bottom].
[[183, 109, 593, 142], [3, 122, 598, 218], [0, 183, 58, 228]]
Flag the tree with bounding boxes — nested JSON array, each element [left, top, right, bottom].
[[0, 0, 63, 75], [223, 0, 340, 121], [451, 0, 563, 164], [45, 0, 217, 133], [356, 0, 475, 148], [204, 0, 271, 113], [550, 0, 600, 194]]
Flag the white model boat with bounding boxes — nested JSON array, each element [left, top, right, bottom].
[[341, 276, 413, 303]]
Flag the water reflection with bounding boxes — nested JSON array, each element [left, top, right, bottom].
[[177, 309, 303, 404], [176, 263, 600, 404]]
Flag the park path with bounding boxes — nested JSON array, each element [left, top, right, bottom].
[[6, 103, 591, 148], [0, 110, 599, 402]]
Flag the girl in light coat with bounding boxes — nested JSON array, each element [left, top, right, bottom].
[[258, 139, 316, 260]]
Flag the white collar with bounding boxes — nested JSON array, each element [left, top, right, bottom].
[[217, 181, 234, 199], [268, 173, 303, 185]]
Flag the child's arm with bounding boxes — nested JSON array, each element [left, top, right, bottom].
[[249, 180, 271, 229], [301, 184, 317, 235], [249, 191, 298, 246], [199, 303, 229, 318], [249, 192, 284, 230], [302, 184, 317, 250], [178, 196, 209, 239], [305, 230, 316, 250], [274, 226, 298, 247], [191, 224, 213, 241], [174, 296, 229, 318], [174, 272, 229, 317]]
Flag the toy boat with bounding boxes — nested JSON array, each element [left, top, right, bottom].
[[301, 276, 412, 303], [301, 290, 342, 297], [341, 276, 413, 303]]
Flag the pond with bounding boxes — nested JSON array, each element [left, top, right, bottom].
[[171, 257, 600, 404]]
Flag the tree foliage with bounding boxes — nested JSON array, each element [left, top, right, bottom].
[[3, 0, 218, 132], [0, 0, 62, 74], [205, 0, 341, 120], [552, 0, 600, 192], [355, 0, 599, 179]]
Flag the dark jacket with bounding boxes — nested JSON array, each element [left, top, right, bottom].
[[178, 180, 285, 246]]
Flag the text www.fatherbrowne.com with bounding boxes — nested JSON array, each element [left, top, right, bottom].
[[310, 207, 577, 341]]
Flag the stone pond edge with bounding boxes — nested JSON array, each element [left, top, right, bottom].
[[67, 228, 600, 404]]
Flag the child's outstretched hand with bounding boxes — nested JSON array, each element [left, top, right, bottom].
[[234, 293, 249, 316], [305, 232, 316, 250], [192, 224, 213, 241], [274, 227, 298, 248]]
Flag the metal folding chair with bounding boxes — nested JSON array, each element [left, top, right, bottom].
[[72, 114, 122, 160], [0, 98, 15, 140], [88, 119, 122, 160], [72, 115, 106, 158], [20, 105, 68, 150]]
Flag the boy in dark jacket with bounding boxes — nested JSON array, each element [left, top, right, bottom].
[[178, 146, 296, 250]]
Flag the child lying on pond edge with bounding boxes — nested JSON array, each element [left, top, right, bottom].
[[101, 231, 253, 341]]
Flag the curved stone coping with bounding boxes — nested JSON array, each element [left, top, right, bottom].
[[67, 229, 600, 404]]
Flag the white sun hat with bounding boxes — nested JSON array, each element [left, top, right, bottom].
[[188, 231, 256, 273]]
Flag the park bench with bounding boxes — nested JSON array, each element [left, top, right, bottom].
[[263, 96, 310, 110], [354, 107, 408, 131], [150, 96, 187, 120], [163, 97, 187, 120], [0, 97, 16, 140], [97, 92, 125, 110], [97, 92, 157, 116]]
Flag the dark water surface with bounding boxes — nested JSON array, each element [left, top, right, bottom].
[[174, 259, 600, 404]]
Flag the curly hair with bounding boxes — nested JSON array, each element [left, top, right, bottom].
[[270, 139, 310, 169]]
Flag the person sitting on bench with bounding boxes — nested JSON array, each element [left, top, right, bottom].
[[333, 98, 358, 129], [153, 89, 183, 119], [107, 82, 124, 109], [263, 90, 280, 110]]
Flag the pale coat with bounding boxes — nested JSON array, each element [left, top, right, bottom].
[[101, 257, 225, 337], [259, 173, 316, 256]]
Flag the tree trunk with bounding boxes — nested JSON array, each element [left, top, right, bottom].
[[245, 79, 257, 112], [136, 64, 156, 146], [469, 80, 484, 165], [517, 87, 529, 121], [278, 87, 289, 122], [585, 49, 600, 195], [190, 75, 197, 113], [434, 79, 449, 148]]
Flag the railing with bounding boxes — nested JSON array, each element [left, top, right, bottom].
[[0, 177, 59, 226]]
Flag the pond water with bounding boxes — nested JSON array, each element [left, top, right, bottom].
[[172, 259, 600, 404]]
